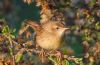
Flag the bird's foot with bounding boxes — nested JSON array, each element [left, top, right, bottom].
[[38, 49, 47, 63], [48, 50, 62, 58], [55, 50, 62, 58]]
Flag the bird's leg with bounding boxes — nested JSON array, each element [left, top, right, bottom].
[[48, 50, 62, 58], [35, 44, 39, 50], [38, 48, 47, 63]]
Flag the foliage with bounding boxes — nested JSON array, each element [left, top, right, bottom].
[[0, 0, 100, 65]]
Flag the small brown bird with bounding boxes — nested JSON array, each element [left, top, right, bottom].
[[26, 20, 69, 50]]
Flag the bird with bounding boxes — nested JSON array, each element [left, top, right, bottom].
[[26, 20, 69, 50]]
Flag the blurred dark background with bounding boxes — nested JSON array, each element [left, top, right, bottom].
[[0, 0, 40, 33]]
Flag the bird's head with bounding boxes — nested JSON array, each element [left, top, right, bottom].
[[26, 20, 70, 37], [42, 21, 70, 37]]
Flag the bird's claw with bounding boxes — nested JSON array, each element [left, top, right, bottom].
[[55, 51, 62, 58]]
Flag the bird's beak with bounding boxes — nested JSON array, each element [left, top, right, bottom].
[[64, 28, 70, 31], [63, 28, 70, 34]]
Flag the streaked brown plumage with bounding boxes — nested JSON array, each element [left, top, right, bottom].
[[27, 20, 69, 50]]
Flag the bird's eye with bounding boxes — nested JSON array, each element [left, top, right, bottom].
[[56, 27, 59, 30]]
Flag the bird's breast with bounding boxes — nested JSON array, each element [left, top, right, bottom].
[[36, 33, 62, 50]]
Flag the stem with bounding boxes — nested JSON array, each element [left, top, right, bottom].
[[8, 34, 16, 65]]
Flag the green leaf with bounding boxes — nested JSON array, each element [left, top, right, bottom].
[[9, 48, 13, 55], [2, 26, 10, 34], [13, 29, 16, 33], [15, 52, 23, 62], [11, 35, 15, 39], [63, 60, 69, 65], [88, 0, 96, 7]]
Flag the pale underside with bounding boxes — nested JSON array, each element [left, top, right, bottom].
[[36, 31, 62, 50]]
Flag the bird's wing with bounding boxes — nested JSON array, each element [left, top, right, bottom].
[[26, 20, 42, 31]]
